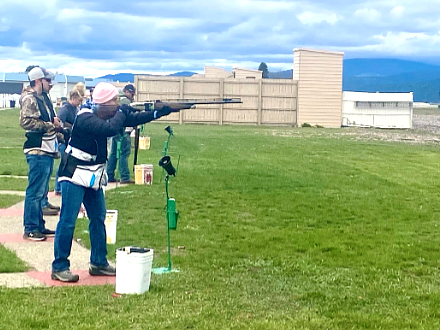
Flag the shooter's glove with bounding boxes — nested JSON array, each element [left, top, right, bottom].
[[154, 106, 178, 119]]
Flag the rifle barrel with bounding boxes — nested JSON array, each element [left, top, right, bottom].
[[130, 98, 242, 108], [159, 98, 242, 104]]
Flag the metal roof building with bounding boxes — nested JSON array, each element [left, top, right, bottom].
[[1, 72, 85, 104]]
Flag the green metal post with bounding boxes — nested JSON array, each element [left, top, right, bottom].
[[165, 176, 171, 270], [115, 138, 121, 185], [167, 198, 178, 230], [152, 128, 179, 274]]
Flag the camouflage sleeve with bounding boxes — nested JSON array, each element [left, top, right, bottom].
[[19, 96, 55, 133], [56, 132, 65, 144]]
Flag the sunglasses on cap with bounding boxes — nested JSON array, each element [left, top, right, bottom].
[[44, 78, 55, 86]]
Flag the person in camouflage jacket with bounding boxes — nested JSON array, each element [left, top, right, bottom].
[[19, 66, 62, 241]]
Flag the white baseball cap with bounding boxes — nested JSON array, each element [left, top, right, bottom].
[[28, 67, 45, 82]]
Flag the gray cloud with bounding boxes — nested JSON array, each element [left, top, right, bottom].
[[0, 0, 440, 76]]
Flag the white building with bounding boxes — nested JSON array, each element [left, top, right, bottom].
[[342, 91, 413, 129]]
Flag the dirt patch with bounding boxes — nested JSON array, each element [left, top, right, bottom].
[[412, 114, 440, 134], [269, 114, 440, 145]]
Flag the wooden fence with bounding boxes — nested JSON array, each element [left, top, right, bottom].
[[134, 76, 298, 126]]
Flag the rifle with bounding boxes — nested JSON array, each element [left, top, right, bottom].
[[130, 98, 242, 170], [129, 97, 242, 112]]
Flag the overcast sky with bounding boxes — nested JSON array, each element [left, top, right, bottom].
[[1, 0, 440, 77]]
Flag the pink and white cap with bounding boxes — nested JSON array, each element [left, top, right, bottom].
[[92, 82, 118, 104]]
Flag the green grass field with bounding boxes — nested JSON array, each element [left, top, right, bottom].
[[1, 108, 440, 329], [0, 194, 24, 208], [0, 245, 28, 273]]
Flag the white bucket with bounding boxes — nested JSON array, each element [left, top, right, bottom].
[[105, 210, 118, 244], [115, 247, 154, 294]]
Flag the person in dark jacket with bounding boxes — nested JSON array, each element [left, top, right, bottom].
[[54, 86, 85, 195], [81, 87, 94, 109], [107, 84, 136, 183], [51, 82, 187, 282]]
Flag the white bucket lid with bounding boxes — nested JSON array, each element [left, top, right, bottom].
[[117, 246, 151, 254]]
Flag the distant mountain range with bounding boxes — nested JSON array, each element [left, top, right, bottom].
[[268, 59, 440, 102], [342, 59, 440, 103], [98, 72, 136, 82], [99, 59, 440, 103], [98, 71, 196, 82]]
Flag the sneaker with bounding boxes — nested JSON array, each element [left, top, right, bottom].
[[89, 264, 116, 276], [120, 179, 135, 184], [46, 203, 61, 211], [108, 178, 119, 183], [42, 206, 59, 216], [51, 270, 79, 282], [41, 228, 56, 236], [23, 232, 47, 241]]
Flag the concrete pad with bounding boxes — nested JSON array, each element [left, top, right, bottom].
[[0, 208, 23, 216], [0, 215, 25, 234], [3, 239, 92, 272], [0, 214, 60, 235], [27, 270, 116, 287], [47, 191, 59, 198], [0, 207, 60, 234], [41, 214, 61, 231], [0, 184, 118, 288], [0, 272, 45, 288], [0, 233, 54, 243]]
